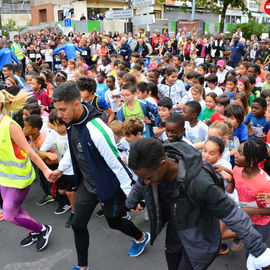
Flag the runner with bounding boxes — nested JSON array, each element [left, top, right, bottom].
[[0, 89, 52, 251]]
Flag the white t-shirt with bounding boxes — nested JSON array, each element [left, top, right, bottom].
[[44, 49, 53, 62], [216, 69, 228, 84], [205, 86, 223, 96], [105, 87, 121, 112], [146, 96, 157, 105], [185, 120, 208, 144], [40, 130, 73, 175], [199, 99, 206, 111], [214, 158, 239, 204]]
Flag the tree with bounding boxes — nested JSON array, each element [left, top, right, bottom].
[[230, 21, 269, 39], [179, 0, 252, 33]]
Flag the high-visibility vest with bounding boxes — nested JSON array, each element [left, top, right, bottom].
[[11, 43, 24, 60], [0, 114, 35, 189]]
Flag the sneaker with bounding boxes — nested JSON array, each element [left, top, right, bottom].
[[0, 209, 4, 221], [128, 232, 150, 257], [65, 213, 74, 228], [37, 195, 54, 206], [54, 204, 71, 215], [231, 238, 244, 252], [36, 225, 52, 251], [218, 243, 229, 255], [96, 209, 104, 217], [20, 232, 39, 247], [122, 212, 131, 220]]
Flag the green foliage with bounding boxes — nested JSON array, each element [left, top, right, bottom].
[[230, 21, 269, 39]]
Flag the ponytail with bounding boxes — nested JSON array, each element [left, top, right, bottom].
[[0, 90, 30, 114]]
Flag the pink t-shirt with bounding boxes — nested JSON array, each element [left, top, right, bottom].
[[233, 166, 270, 225]]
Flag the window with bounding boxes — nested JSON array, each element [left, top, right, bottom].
[[248, 0, 258, 10], [225, 16, 230, 23]]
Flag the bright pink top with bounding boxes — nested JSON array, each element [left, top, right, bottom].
[[233, 166, 270, 225]]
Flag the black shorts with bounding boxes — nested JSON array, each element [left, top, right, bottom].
[[57, 174, 77, 192], [102, 189, 126, 218]]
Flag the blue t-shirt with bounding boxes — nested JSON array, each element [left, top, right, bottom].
[[244, 112, 270, 137], [88, 95, 109, 112], [96, 82, 108, 99], [230, 42, 246, 63], [225, 89, 237, 102], [233, 123, 248, 143]]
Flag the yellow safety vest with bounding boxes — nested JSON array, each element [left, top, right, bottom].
[[0, 114, 35, 189], [11, 43, 24, 61]]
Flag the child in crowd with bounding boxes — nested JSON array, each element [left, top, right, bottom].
[[76, 56, 89, 75], [247, 64, 262, 88], [31, 76, 51, 109], [39, 110, 76, 228], [158, 66, 188, 111], [238, 61, 250, 77], [154, 97, 173, 140], [40, 69, 54, 99], [97, 55, 111, 75], [247, 75, 261, 98], [77, 76, 115, 124], [225, 76, 238, 101], [216, 60, 228, 85], [25, 71, 38, 92], [233, 92, 249, 116], [191, 84, 206, 113], [122, 117, 144, 143], [55, 71, 67, 86], [205, 74, 224, 96], [200, 92, 217, 126], [148, 82, 159, 103], [117, 70, 127, 89], [105, 76, 121, 113], [23, 115, 56, 206], [262, 72, 270, 91], [22, 101, 50, 135], [244, 97, 270, 138], [254, 58, 266, 82], [136, 82, 156, 105], [96, 71, 108, 99], [61, 57, 69, 74], [183, 101, 208, 144], [67, 59, 76, 80], [172, 55, 184, 80], [237, 76, 254, 106], [108, 120, 129, 160], [222, 139, 270, 254], [146, 70, 159, 85], [261, 89, 270, 108], [132, 63, 146, 83], [165, 112, 193, 145], [224, 103, 248, 143], [116, 82, 160, 137], [197, 63, 208, 77], [149, 56, 158, 70], [210, 94, 230, 124]]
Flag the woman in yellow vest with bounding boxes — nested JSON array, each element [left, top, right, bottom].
[[0, 89, 52, 251]]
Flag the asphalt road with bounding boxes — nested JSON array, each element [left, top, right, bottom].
[[0, 179, 269, 270]]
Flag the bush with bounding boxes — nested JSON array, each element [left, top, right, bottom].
[[230, 20, 269, 39]]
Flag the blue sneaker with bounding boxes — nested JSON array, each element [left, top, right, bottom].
[[128, 232, 150, 257]]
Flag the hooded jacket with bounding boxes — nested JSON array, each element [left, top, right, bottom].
[[158, 78, 189, 111], [67, 103, 133, 202], [126, 140, 266, 270], [53, 41, 82, 60]]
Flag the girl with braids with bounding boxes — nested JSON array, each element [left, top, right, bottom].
[[40, 69, 55, 99], [230, 138, 270, 252], [0, 89, 52, 250], [31, 76, 51, 109]]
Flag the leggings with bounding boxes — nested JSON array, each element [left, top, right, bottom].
[[72, 184, 143, 267], [0, 185, 42, 233]]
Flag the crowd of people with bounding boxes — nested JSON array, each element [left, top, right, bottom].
[[1, 26, 270, 270]]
